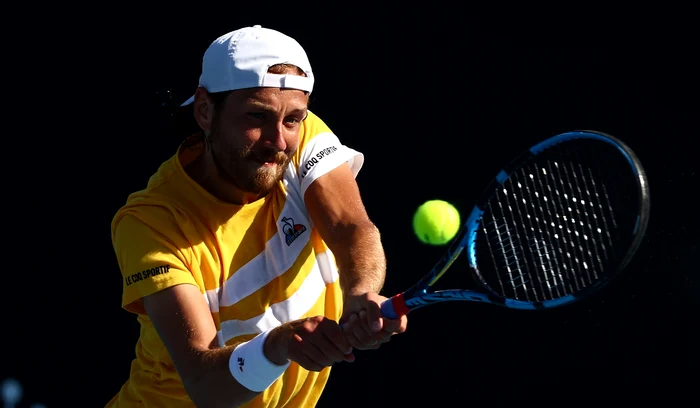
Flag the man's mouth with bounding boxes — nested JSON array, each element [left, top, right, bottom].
[[254, 156, 279, 166]]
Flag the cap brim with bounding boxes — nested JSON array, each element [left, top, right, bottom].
[[181, 95, 195, 106]]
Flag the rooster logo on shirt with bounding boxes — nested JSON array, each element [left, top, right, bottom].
[[281, 216, 307, 246]]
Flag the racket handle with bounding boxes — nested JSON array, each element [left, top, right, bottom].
[[380, 293, 409, 319], [380, 299, 398, 319], [340, 294, 408, 331]]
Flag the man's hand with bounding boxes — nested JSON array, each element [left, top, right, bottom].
[[341, 292, 408, 350], [264, 316, 355, 372]]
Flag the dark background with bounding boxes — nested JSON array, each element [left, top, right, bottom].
[[4, 11, 698, 408]]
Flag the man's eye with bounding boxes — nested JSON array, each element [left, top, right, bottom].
[[247, 112, 265, 120]]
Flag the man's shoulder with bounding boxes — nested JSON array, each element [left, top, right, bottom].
[[111, 194, 181, 234], [110, 156, 188, 236]]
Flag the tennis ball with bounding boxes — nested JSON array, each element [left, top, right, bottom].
[[412, 200, 461, 245]]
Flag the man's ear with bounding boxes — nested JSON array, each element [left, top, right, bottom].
[[193, 87, 215, 132]]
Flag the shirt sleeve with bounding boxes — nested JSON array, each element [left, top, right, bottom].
[[113, 213, 198, 315], [297, 131, 365, 198]]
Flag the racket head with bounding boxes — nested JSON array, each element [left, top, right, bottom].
[[462, 130, 650, 309]]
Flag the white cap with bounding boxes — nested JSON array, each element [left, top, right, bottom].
[[181, 25, 314, 106]]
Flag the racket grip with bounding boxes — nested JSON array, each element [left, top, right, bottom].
[[380, 293, 408, 319], [380, 299, 397, 319]]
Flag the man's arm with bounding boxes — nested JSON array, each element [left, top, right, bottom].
[[142, 283, 354, 408], [304, 162, 408, 347], [143, 284, 267, 408], [304, 162, 386, 301]]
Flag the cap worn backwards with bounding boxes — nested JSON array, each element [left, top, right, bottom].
[[181, 25, 314, 106]]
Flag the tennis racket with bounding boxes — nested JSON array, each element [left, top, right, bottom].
[[381, 130, 650, 319]]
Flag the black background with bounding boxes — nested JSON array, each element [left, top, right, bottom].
[[4, 10, 698, 408]]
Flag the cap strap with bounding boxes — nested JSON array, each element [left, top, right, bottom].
[[261, 73, 314, 93]]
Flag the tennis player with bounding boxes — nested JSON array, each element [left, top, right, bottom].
[[106, 25, 408, 408]]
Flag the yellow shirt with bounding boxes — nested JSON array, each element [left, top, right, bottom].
[[106, 111, 364, 408]]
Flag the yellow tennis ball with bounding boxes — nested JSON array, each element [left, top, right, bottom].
[[413, 200, 461, 245]]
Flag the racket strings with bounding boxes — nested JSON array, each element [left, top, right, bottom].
[[477, 141, 639, 302], [549, 160, 604, 287]]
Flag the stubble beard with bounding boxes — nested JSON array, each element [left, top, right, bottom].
[[211, 140, 292, 197], [208, 112, 293, 198], [242, 151, 291, 196]]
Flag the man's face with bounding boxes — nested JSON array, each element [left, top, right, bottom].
[[207, 87, 309, 196]]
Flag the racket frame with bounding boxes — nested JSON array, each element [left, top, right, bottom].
[[382, 130, 650, 318]]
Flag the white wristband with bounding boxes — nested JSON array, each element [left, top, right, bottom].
[[229, 327, 290, 392]]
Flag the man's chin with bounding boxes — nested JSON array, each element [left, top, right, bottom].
[[251, 166, 285, 190]]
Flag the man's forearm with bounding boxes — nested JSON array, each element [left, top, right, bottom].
[[184, 328, 289, 408], [185, 345, 259, 408], [332, 221, 387, 298]]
